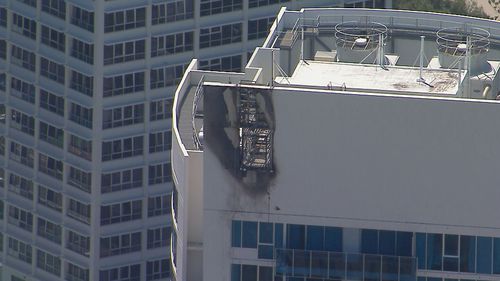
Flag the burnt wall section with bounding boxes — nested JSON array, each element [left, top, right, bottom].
[[204, 85, 275, 195]]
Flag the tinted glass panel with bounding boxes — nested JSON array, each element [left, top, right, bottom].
[[329, 252, 345, 279], [416, 233, 426, 270], [258, 245, 273, 259], [460, 235, 475, 273], [293, 250, 310, 277], [231, 264, 240, 281], [379, 230, 395, 255], [362, 229, 378, 254], [259, 266, 273, 281], [275, 223, 283, 248], [287, 224, 305, 250], [397, 232, 413, 257], [310, 251, 328, 278], [493, 237, 500, 274], [325, 227, 342, 252], [444, 234, 458, 256], [241, 264, 257, 281], [259, 222, 273, 244], [242, 221, 257, 248], [364, 254, 381, 281], [231, 220, 241, 247], [477, 236, 492, 274], [346, 253, 363, 281], [306, 225, 324, 251], [426, 233, 442, 270], [443, 257, 458, 271], [382, 256, 398, 281]]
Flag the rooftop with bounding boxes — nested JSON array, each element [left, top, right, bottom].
[[277, 60, 463, 96]]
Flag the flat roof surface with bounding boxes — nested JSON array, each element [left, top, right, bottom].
[[277, 60, 462, 95]]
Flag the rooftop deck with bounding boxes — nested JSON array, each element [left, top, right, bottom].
[[277, 60, 463, 96]]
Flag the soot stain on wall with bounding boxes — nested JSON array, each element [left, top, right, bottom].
[[204, 85, 276, 200]]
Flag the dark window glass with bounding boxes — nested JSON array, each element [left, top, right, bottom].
[[258, 244, 273, 259], [399, 256, 416, 281], [416, 233, 426, 270], [477, 236, 492, 274], [231, 264, 240, 281], [311, 251, 328, 278], [426, 233, 442, 270], [231, 220, 241, 247], [259, 266, 273, 281], [364, 254, 381, 281], [396, 231, 413, 256], [259, 222, 273, 244], [241, 264, 257, 281], [382, 256, 398, 281], [379, 230, 395, 255], [306, 225, 324, 251], [346, 253, 363, 281], [493, 238, 500, 274], [287, 224, 305, 250], [293, 250, 310, 277], [443, 256, 459, 271], [325, 227, 342, 252], [444, 234, 458, 256], [361, 229, 378, 254], [329, 252, 345, 279], [276, 249, 293, 276], [275, 223, 283, 248], [460, 235, 475, 273], [242, 221, 257, 248]]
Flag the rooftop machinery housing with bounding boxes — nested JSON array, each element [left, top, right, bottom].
[[172, 7, 500, 281]]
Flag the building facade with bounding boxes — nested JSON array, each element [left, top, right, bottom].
[[172, 6, 500, 281], [0, 1, 392, 281]]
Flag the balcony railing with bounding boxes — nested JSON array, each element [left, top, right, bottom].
[[275, 249, 417, 281]]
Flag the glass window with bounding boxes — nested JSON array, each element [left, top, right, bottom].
[[493, 237, 500, 274], [258, 245, 273, 259], [399, 256, 416, 281], [241, 264, 257, 281], [416, 233, 426, 270], [231, 220, 241, 247], [396, 231, 413, 256], [325, 227, 343, 252], [382, 256, 398, 281], [275, 223, 283, 248], [444, 234, 458, 256], [426, 233, 442, 270], [259, 266, 273, 281], [379, 230, 396, 255], [460, 235, 476, 273], [259, 222, 272, 244], [287, 224, 305, 250], [311, 251, 328, 278], [306, 225, 324, 251], [242, 221, 257, 248], [293, 250, 310, 277], [361, 229, 378, 254], [346, 253, 363, 281], [364, 254, 381, 281], [329, 252, 345, 279], [477, 236, 492, 274], [231, 264, 240, 281], [443, 234, 459, 271]]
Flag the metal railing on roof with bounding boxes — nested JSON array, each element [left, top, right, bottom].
[[271, 12, 500, 49], [192, 75, 204, 150]]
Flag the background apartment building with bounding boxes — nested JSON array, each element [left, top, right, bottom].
[[0, 0, 390, 281]]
